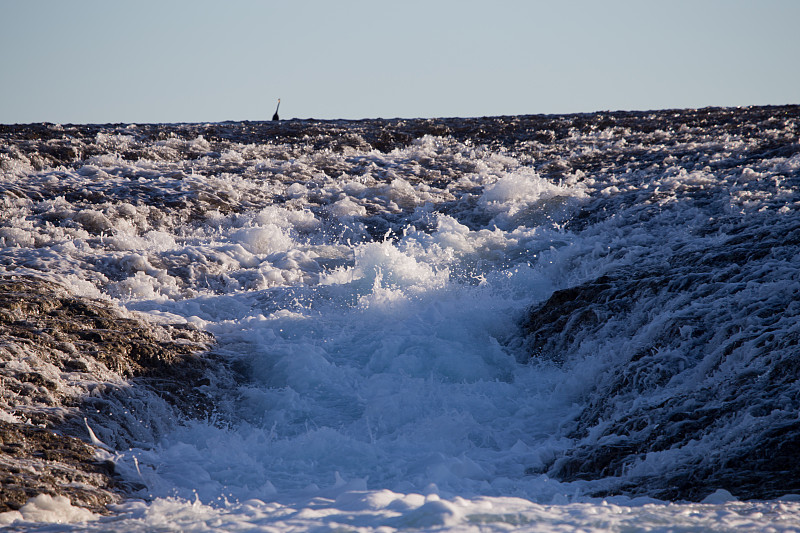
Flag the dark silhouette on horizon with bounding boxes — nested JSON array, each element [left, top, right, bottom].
[[272, 99, 280, 121]]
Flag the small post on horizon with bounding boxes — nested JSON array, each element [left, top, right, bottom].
[[272, 99, 281, 121]]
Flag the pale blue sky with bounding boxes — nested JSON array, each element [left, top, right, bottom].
[[2, 0, 798, 124]]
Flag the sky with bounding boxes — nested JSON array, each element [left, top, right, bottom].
[[1, 0, 798, 124]]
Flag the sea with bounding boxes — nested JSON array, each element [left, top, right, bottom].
[[1, 107, 800, 531]]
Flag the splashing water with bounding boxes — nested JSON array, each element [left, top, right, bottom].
[[2, 109, 800, 531]]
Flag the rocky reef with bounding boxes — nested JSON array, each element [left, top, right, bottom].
[[1, 106, 799, 511], [523, 186, 800, 501], [0, 275, 217, 512]]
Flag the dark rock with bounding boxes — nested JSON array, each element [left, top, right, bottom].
[[0, 421, 116, 513], [522, 216, 800, 501], [0, 275, 218, 513]]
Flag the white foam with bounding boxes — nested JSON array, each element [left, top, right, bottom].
[[2, 115, 799, 530], [28, 493, 800, 532], [0, 495, 96, 526]]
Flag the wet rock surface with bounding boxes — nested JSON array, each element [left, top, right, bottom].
[[0, 420, 116, 513], [523, 195, 800, 501], [0, 275, 217, 512]]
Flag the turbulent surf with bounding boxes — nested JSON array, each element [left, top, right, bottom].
[[1, 106, 799, 531]]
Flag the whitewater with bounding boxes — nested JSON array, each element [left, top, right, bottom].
[[1, 107, 800, 531]]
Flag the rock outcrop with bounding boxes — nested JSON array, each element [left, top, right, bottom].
[[0, 275, 217, 513], [522, 214, 800, 500]]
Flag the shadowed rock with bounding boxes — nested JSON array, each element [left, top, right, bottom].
[[522, 216, 800, 501], [0, 275, 219, 512], [0, 420, 116, 513]]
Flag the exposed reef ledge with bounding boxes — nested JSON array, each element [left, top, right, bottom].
[[522, 213, 800, 500], [0, 275, 218, 513]]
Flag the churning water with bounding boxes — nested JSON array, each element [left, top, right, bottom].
[[2, 108, 800, 531]]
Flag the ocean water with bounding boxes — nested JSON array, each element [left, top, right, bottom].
[[1, 108, 800, 531]]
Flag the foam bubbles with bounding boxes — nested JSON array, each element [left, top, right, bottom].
[[329, 197, 367, 218], [3, 112, 800, 530], [479, 168, 585, 229], [233, 225, 293, 255], [0, 495, 97, 526]]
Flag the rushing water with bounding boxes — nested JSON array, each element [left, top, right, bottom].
[[1, 107, 800, 531]]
